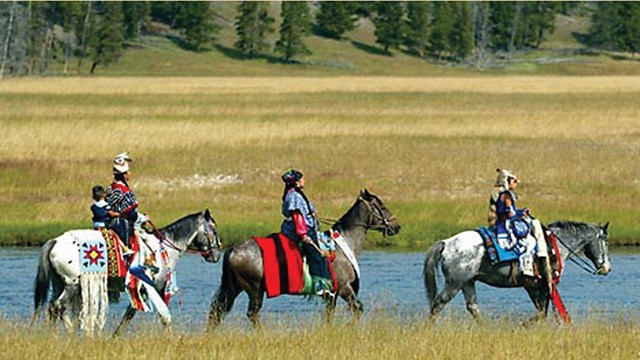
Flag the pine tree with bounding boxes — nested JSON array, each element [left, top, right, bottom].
[[52, 1, 83, 74], [405, 1, 430, 58], [316, 1, 356, 40], [531, 1, 558, 49], [76, 1, 93, 73], [27, 1, 50, 75], [518, 1, 558, 49], [123, 1, 150, 40], [488, 1, 516, 52], [588, 2, 618, 51], [620, 2, 640, 55], [175, 2, 220, 52], [89, 1, 124, 74], [430, 2, 453, 58], [449, 2, 473, 61], [235, 2, 274, 58], [373, 1, 404, 54], [275, 1, 312, 62], [150, 1, 181, 27]]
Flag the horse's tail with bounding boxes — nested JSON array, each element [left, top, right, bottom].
[[34, 239, 56, 315], [423, 240, 445, 310]]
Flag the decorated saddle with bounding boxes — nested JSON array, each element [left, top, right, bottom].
[[477, 226, 561, 279], [254, 233, 338, 298], [477, 226, 537, 264]]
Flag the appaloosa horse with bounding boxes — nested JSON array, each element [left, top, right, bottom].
[[208, 189, 400, 329], [424, 221, 611, 324], [33, 209, 222, 335]]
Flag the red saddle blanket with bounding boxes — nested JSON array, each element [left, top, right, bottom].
[[254, 233, 305, 298]]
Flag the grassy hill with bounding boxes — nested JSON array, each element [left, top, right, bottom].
[[77, 3, 640, 77]]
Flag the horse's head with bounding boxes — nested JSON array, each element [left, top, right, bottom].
[[188, 209, 222, 263], [358, 189, 401, 236], [584, 222, 611, 276]]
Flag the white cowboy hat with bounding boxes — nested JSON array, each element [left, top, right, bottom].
[[113, 152, 132, 173]]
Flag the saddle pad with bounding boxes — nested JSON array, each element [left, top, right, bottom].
[[100, 229, 127, 278], [477, 227, 519, 264], [254, 233, 304, 298], [332, 230, 360, 281], [79, 238, 108, 273]]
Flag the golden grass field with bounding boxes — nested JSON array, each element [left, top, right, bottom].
[[2, 316, 639, 359], [0, 76, 639, 246]]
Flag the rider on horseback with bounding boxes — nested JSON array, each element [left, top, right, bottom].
[[106, 153, 139, 251], [91, 185, 133, 255], [489, 169, 548, 277], [280, 168, 333, 297]]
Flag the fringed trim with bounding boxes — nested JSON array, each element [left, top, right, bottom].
[[79, 272, 108, 336]]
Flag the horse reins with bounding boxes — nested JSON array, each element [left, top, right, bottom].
[[146, 219, 216, 257], [318, 197, 395, 234], [552, 232, 598, 274]]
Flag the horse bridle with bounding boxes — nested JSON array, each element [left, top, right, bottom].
[[317, 196, 395, 234], [358, 196, 396, 234], [553, 229, 607, 275], [157, 215, 219, 257], [197, 215, 220, 258]]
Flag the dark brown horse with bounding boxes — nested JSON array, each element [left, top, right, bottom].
[[208, 189, 400, 329]]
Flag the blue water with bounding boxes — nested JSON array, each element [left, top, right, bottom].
[[1, 248, 638, 331]]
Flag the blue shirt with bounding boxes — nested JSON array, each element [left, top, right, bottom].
[[496, 190, 517, 220], [281, 188, 317, 242], [91, 200, 111, 229]]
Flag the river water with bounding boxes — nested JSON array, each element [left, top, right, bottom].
[[1, 248, 638, 331]]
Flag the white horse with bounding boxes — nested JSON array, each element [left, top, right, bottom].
[[424, 221, 611, 324], [33, 209, 222, 335]]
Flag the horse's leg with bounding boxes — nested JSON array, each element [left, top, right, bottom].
[[246, 291, 264, 329], [337, 283, 363, 322], [55, 284, 78, 333], [208, 285, 242, 331], [324, 292, 338, 325], [47, 285, 66, 324], [113, 306, 137, 337], [523, 285, 549, 326], [461, 282, 483, 324], [429, 282, 462, 323]]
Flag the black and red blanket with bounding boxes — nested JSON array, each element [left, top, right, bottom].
[[254, 233, 305, 298]]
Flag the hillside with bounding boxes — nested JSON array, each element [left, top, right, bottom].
[[79, 3, 640, 77]]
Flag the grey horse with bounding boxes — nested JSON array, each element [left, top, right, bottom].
[[424, 221, 611, 324], [208, 189, 401, 329], [33, 210, 222, 335]]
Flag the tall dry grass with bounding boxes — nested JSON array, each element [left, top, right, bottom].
[[1, 77, 638, 246], [1, 316, 639, 359]]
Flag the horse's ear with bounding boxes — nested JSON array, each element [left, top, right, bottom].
[[362, 188, 371, 199], [204, 209, 211, 220]]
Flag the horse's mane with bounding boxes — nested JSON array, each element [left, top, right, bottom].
[[548, 221, 598, 233], [334, 191, 382, 229], [161, 212, 201, 238]]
